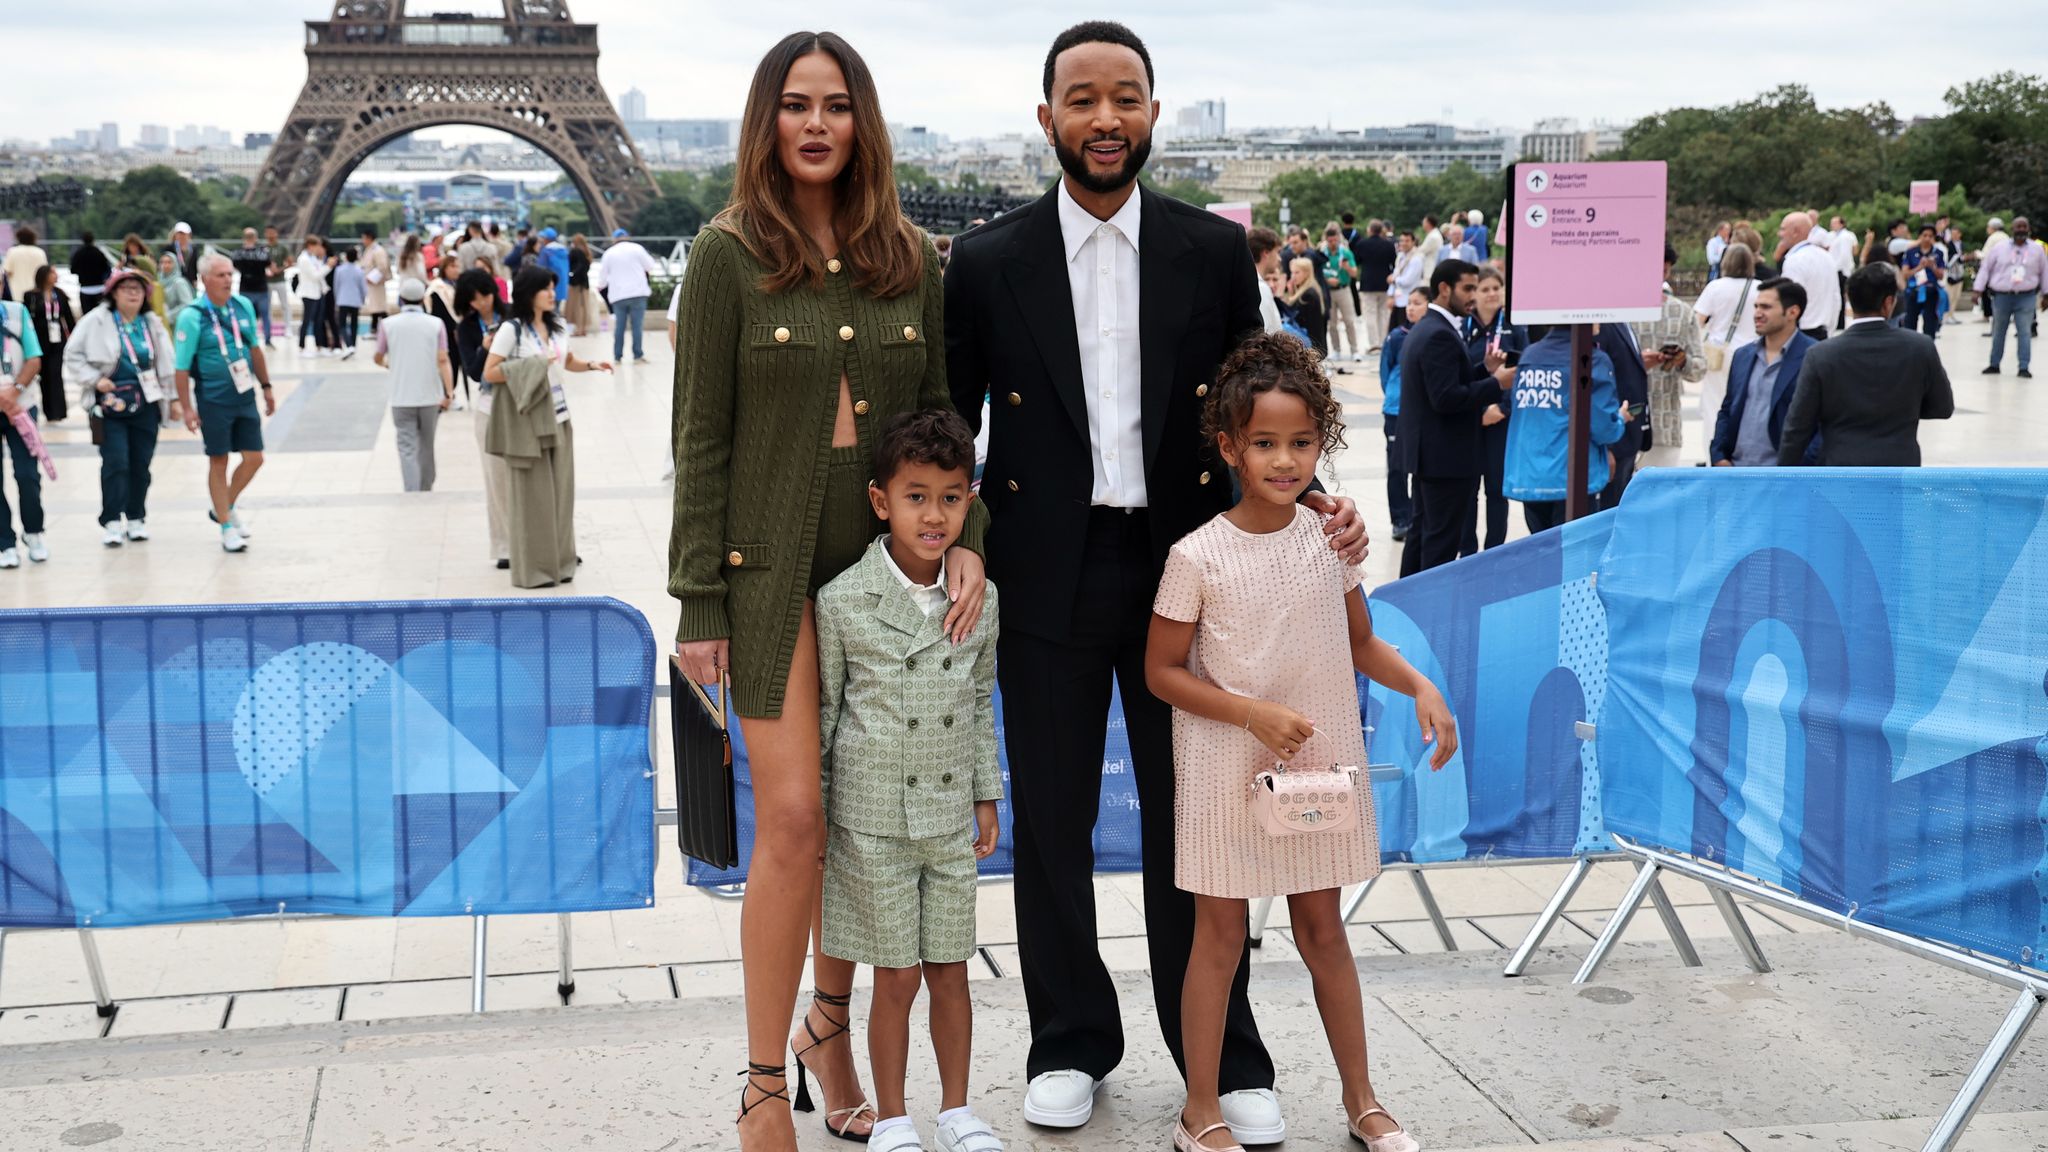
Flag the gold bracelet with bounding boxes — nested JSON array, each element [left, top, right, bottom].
[[1243, 702, 1253, 731]]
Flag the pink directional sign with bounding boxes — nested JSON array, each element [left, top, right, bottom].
[[1207, 201, 1254, 229], [1909, 180, 1940, 214], [1508, 161, 1668, 325]]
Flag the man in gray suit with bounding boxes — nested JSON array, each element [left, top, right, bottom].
[[1779, 263, 1954, 466]]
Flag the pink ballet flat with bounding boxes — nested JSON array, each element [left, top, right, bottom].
[[1174, 1119, 1245, 1152], [1349, 1106, 1420, 1152]]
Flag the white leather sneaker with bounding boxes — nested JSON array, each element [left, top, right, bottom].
[[221, 524, 248, 553], [126, 519, 149, 542], [1022, 1070, 1099, 1128], [932, 1111, 1003, 1152], [1220, 1088, 1286, 1145], [22, 533, 48, 563], [869, 1121, 926, 1152], [102, 523, 126, 547], [0, 548, 18, 569]]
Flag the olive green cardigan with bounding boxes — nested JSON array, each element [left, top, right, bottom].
[[668, 226, 987, 718]]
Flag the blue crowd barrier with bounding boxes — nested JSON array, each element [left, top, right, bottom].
[[0, 599, 657, 928], [1595, 469, 2048, 976]]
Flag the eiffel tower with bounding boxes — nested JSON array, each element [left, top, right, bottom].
[[247, 1, 658, 239]]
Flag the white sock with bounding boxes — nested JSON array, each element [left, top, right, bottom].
[[873, 1115, 915, 1136], [938, 1105, 974, 1125]]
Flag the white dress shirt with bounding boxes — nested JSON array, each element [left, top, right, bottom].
[[1781, 241, 1841, 332], [1831, 228, 1859, 275], [1057, 181, 1147, 508], [880, 539, 950, 617]]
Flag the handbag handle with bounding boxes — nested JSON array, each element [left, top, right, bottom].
[[674, 658, 732, 763], [1721, 280, 1752, 346]]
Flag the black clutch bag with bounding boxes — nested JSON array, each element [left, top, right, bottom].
[[670, 657, 737, 869]]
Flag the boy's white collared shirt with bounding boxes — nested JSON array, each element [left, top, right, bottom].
[[880, 540, 949, 617]]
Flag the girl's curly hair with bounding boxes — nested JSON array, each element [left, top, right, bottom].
[[1200, 331, 1348, 464]]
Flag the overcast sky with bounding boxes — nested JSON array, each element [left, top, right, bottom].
[[11, 1, 2046, 144]]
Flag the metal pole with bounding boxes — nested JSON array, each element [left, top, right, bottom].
[[1565, 323, 1595, 520], [1410, 871, 1459, 952], [557, 912, 577, 999], [1709, 887, 1771, 974], [1504, 855, 1593, 977], [78, 929, 115, 1018], [470, 916, 488, 1013], [1573, 859, 1660, 984], [1921, 989, 2044, 1152], [1248, 897, 1274, 947], [1340, 873, 1380, 925], [1645, 874, 1702, 968], [0, 928, 8, 997]]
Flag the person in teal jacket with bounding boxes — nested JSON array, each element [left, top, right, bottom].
[[1503, 325, 1628, 535]]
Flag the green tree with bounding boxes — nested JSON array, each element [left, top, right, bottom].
[[82, 165, 217, 239], [634, 193, 704, 238], [1143, 174, 1220, 207], [1897, 72, 2048, 209], [1256, 167, 1397, 232]]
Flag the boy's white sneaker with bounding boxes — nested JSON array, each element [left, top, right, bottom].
[[22, 533, 47, 563], [933, 1111, 1002, 1152], [103, 522, 126, 547], [0, 548, 18, 569], [126, 519, 149, 541], [869, 1121, 926, 1152]]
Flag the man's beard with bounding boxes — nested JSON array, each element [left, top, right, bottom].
[[1053, 131, 1153, 195]]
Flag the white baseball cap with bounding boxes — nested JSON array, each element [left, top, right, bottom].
[[172, 221, 192, 234]]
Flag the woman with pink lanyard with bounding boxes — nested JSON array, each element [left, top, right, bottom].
[[64, 269, 174, 546]]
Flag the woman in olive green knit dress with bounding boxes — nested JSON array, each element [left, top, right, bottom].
[[668, 31, 989, 1152]]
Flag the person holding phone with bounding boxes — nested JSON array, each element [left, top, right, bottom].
[[1633, 243, 1705, 467], [1461, 267, 1525, 552]]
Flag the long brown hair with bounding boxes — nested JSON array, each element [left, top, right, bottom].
[[715, 31, 924, 299]]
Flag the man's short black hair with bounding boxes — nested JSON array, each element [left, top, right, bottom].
[[874, 408, 977, 489], [1430, 258, 1478, 298], [1663, 242, 1679, 265], [1043, 21, 1154, 103], [1340, 212, 1356, 226], [1422, 214, 1438, 228], [1889, 218, 1907, 232], [1758, 276, 1805, 320], [1918, 224, 1937, 236], [1846, 263, 1900, 315]]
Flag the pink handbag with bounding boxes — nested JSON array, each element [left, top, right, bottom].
[[1252, 763, 1361, 837]]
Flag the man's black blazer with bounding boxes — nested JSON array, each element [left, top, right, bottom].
[[1396, 307, 1502, 480], [1778, 320, 1955, 466], [946, 184, 1263, 643]]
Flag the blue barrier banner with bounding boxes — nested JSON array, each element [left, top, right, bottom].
[[689, 514, 1619, 886], [1598, 470, 2048, 974], [1364, 511, 1617, 863], [0, 599, 657, 927]]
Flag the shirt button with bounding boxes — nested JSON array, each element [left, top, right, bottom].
[[908, 718, 919, 730], [1104, 451, 1116, 461], [826, 259, 842, 273], [1100, 266, 1109, 275], [902, 326, 917, 341], [1007, 392, 1022, 406], [773, 326, 791, 343], [838, 325, 855, 341], [854, 399, 870, 416], [727, 550, 744, 566]]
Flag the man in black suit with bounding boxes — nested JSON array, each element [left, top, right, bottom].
[[946, 20, 1364, 1143], [1351, 220, 1398, 352], [1593, 320, 1649, 509], [1779, 263, 1955, 466], [1397, 258, 1508, 575]]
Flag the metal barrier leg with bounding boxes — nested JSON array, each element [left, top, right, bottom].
[[0, 927, 8, 997], [1410, 870, 1458, 952], [1645, 874, 1702, 967], [1339, 874, 1380, 925], [1920, 988, 2045, 1152], [77, 930, 116, 1019], [1710, 888, 1771, 974], [1504, 856, 1594, 977], [470, 916, 488, 1013], [1248, 897, 1274, 947], [556, 913, 577, 1000], [1573, 860, 1660, 985]]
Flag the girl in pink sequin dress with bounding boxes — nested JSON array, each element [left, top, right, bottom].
[[1145, 333, 1458, 1152]]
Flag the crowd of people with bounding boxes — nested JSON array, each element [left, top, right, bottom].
[[0, 216, 666, 572]]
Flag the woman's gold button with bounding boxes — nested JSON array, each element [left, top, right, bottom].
[[838, 325, 855, 342], [1199, 472, 1212, 485], [727, 550, 744, 566], [1196, 383, 1209, 397], [903, 326, 917, 341], [854, 400, 871, 416], [1007, 392, 1022, 406], [773, 326, 791, 343], [826, 259, 842, 273]]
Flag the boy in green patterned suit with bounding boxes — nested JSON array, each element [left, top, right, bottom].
[[815, 408, 1004, 1152]]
